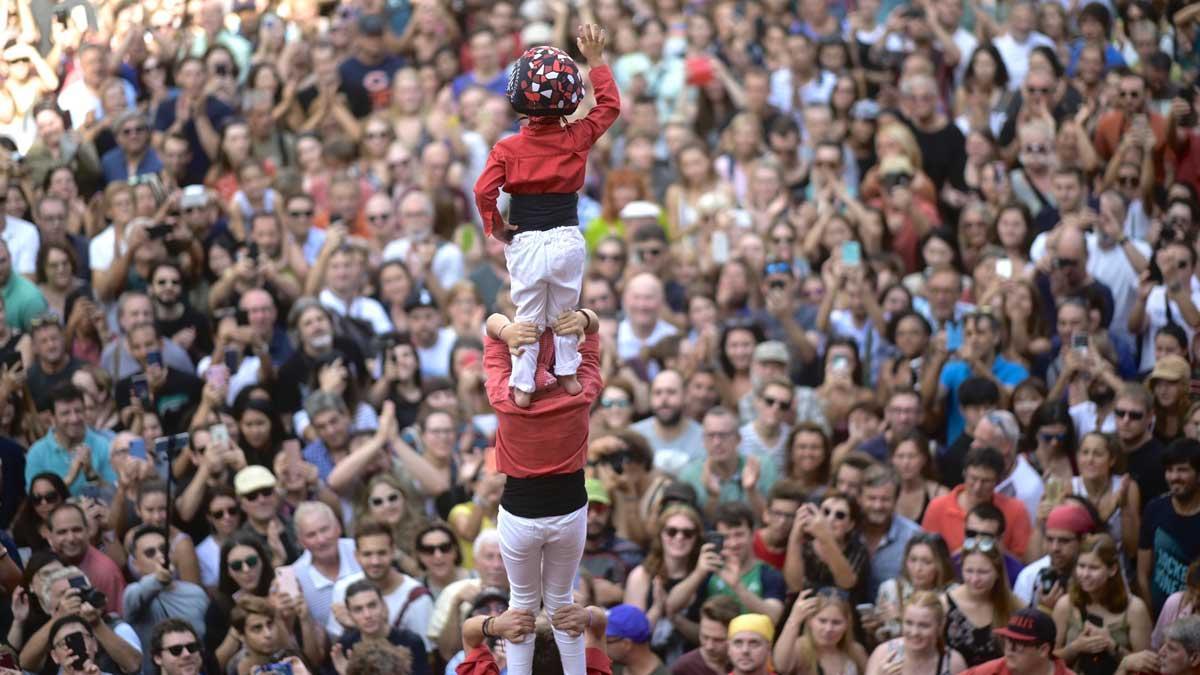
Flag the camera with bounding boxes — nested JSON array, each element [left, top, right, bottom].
[[69, 577, 107, 609], [147, 223, 172, 240], [1037, 567, 1063, 595], [247, 242, 260, 262], [598, 450, 632, 475]]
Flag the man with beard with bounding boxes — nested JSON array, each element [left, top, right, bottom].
[[46, 503, 126, 614], [1013, 502, 1095, 612], [589, 432, 670, 550], [408, 289, 457, 379], [149, 262, 212, 361], [859, 389, 922, 462], [604, 605, 669, 675], [725, 614, 774, 675], [275, 297, 367, 417], [333, 580, 429, 675], [580, 480, 643, 607], [1138, 439, 1200, 615], [102, 292, 194, 380], [328, 519, 433, 646], [685, 368, 724, 423], [630, 369, 704, 474], [1114, 384, 1167, 508], [859, 465, 923, 599], [670, 597, 740, 675]]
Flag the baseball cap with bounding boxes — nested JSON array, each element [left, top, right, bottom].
[[619, 200, 662, 221], [471, 587, 509, 615], [753, 341, 789, 365], [607, 604, 651, 643], [585, 478, 610, 506], [993, 608, 1056, 644], [234, 466, 276, 495], [1147, 355, 1190, 385], [404, 289, 439, 312]]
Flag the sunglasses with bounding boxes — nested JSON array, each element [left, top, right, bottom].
[[209, 506, 240, 519], [288, 209, 314, 218], [418, 541, 456, 555], [768, 279, 788, 291], [121, 125, 149, 136], [1026, 86, 1052, 95], [164, 641, 200, 656], [371, 493, 402, 507], [1038, 432, 1068, 444], [817, 586, 850, 600], [761, 395, 792, 410], [822, 507, 849, 521], [241, 487, 275, 501], [596, 253, 624, 262], [1118, 90, 1142, 99], [600, 398, 631, 409], [31, 492, 61, 505], [663, 526, 697, 539], [228, 554, 259, 572], [1114, 408, 1145, 420], [638, 247, 664, 258], [962, 535, 996, 553], [1118, 175, 1140, 187]]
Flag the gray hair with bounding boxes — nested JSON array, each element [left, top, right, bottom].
[[982, 410, 1021, 449], [114, 110, 148, 133], [40, 566, 87, 611], [287, 296, 332, 332], [862, 463, 901, 495], [294, 501, 340, 533], [1166, 616, 1200, 656], [305, 390, 349, 420], [474, 528, 501, 558]]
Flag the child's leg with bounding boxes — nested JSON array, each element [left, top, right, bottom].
[[545, 228, 587, 378], [541, 504, 588, 675], [497, 507, 547, 675], [506, 235, 549, 396]]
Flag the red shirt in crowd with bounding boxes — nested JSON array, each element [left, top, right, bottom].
[[483, 331, 602, 478], [961, 656, 1074, 675], [752, 530, 786, 571], [921, 485, 1032, 559], [457, 643, 613, 675], [474, 64, 621, 237]]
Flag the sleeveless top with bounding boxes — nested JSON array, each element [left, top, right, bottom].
[[944, 594, 1003, 667], [884, 639, 953, 675], [1065, 605, 1131, 675], [1071, 476, 1123, 550]]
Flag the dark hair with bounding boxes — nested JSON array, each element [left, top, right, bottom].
[[718, 320, 766, 377], [1031, 45, 1064, 78], [700, 595, 743, 625], [1079, 2, 1113, 36], [963, 446, 1006, 477], [49, 382, 84, 411], [959, 377, 1001, 408], [354, 517, 394, 546], [345, 578, 384, 604], [1163, 438, 1200, 473], [346, 640, 414, 675], [713, 502, 755, 530], [131, 524, 167, 552], [150, 618, 199, 655], [13, 472, 70, 548], [784, 423, 833, 484], [48, 502, 88, 531], [918, 229, 964, 273], [965, 43, 1010, 90], [1026, 401, 1077, 461], [967, 501, 1007, 535], [47, 614, 93, 645], [414, 522, 463, 567], [768, 479, 810, 506], [35, 240, 79, 285], [1158, 324, 1188, 352], [886, 309, 932, 346], [218, 531, 275, 599]]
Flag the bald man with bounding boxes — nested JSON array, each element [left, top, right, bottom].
[[617, 273, 678, 361], [1033, 225, 1115, 335]]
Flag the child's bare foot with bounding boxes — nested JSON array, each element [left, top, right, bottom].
[[558, 374, 582, 395], [513, 388, 532, 408]]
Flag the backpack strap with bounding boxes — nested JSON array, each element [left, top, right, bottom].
[[393, 584, 431, 628]]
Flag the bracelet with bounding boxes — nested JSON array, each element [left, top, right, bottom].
[[577, 309, 591, 332], [482, 616, 495, 638]]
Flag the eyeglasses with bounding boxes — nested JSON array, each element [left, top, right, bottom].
[[1118, 90, 1142, 99], [367, 213, 391, 223], [31, 491, 61, 505], [208, 506, 240, 519], [241, 487, 275, 501], [1114, 408, 1145, 420], [600, 398, 631, 409], [288, 209, 314, 218], [228, 554, 259, 572], [761, 395, 792, 410], [1118, 175, 1140, 187], [662, 526, 697, 539], [164, 641, 200, 656], [962, 535, 996, 553], [1053, 257, 1078, 269], [767, 279, 788, 291], [1038, 431, 1068, 444], [1026, 86, 1052, 95], [370, 492, 402, 507], [703, 430, 737, 442], [821, 507, 849, 521], [121, 125, 149, 136], [417, 541, 456, 555]]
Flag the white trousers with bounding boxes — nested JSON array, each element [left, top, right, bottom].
[[497, 504, 587, 675], [505, 226, 586, 393]]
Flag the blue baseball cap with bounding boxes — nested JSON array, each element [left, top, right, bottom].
[[606, 604, 651, 643]]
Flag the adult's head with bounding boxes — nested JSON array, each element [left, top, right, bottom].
[[1160, 616, 1200, 675], [47, 503, 89, 563], [234, 465, 279, 525], [785, 423, 832, 485], [695, 595, 740, 671], [47, 614, 97, 674], [473, 529, 507, 589], [218, 531, 273, 598], [994, 608, 1058, 673], [1051, 226, 1089, 292], [151, 618, 203, 675], [305, 391, 352, 452], [295, 501, 343, 565], [713, 502, 756, 566], [230, 595, 279, 656], [50, 383, 87, 447], [129, 524, 169, 580], [859, 463, 901, 529], [114, 111, 151, 157], [353, 518, 396, 584], [959, 376, 1002, 436], [345, 579, 390, 637], [971, 410, 1021, 470], [727, 614, 774, 675], [622, 273, 666, 334], [1043, 502, 1095, 575], [753, 376, 794, 432], [702, 406, 741, 465], [1163, 439, 1200, 503], [649, 369, 686, 427], [1114, 384, 1155, 447], [606, 604, 654, 665], [961, 446, 1005, 509]]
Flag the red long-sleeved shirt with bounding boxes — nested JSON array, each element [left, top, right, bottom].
[[457, 644, 613, 675], [483, 331, 602, 478], [473, 64, 620, 238]]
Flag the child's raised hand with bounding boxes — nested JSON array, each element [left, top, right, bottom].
[[576, 24, 607, 64]]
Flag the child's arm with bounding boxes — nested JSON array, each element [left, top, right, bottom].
[[473, 147, 510, 240], [571, 24, 621, 145]]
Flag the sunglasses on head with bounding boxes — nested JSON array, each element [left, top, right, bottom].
[[164, 641, 200, 656], [371, 492, 402, 507], [817, 586, 850, 600], [662, 526, 697, 539], [228, 554, 259, 572], [418, 541, 456, 555], [962, 535, 996, 553]]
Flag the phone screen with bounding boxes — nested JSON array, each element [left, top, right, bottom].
[[842, 240, 861, 266], [129, 438, 147, 461]]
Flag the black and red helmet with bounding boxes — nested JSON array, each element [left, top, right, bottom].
[[506, 45, 585, 117]]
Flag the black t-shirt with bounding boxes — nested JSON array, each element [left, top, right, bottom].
[[337, 627, 429, 675], [937, 432, 974, 489], [906, 118, 967, 192], [275, 337, 367, 415], [1139, 494, 1200, 615], [27, 357, 84, 411], [153, 94, 235, 185], [155, 304, 214, 363], [1126, 438, 1167, 510], [115, 367, 204, 434], [296, 81, 373, 120]]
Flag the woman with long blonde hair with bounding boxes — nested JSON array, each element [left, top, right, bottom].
[[866, 591, 967, 675], [774, 587, 869, 675], [1053, 533, 1151, 672], [942, 539, 1022, 667]]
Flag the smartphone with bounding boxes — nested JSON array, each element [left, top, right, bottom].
[[65, 632, 88, 670], [210, 424, 230, 446], [147, 350, 163, 368], [224, 347, 240, 371], [154, 436, 172, 464], [1085, 612, 1104, 627], [129, 438, 147, 461], [1072, 332, 1089, 351], [275, 566, 300, 598], [147, 223, 172, 240], [855, 603, 876, 617], [205, 364, 229, 390], [704, 530, 725, 554], [711, 231, 730, 264], [995, 258, 1013, 279], [832, 355, 850, 373], [132, 373, 150, 404], [842, 240, 861, 266]]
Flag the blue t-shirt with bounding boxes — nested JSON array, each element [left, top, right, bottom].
[[939, 356, 1029, 444]]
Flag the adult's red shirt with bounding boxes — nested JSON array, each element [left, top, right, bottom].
[[473, 64, 621, 237], [484, 331, 602, 478], [752, 530, 786, 570], [457, 643, 613, 675], [921, 485, 1032, 559], [961, 656, 1074, 675]]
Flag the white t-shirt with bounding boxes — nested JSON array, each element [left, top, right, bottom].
[[1087, 235, 1150, 343], [88, 224, 126, 273], [319, 289, 394, 336], [1138, 277, 1200, 373], [416, 326, 458, 379], [993, 31, 1055, 92], [1, 216, 40, 275], [995, 454, 1044, 528], [616, 318, 678, 362], [381, 237, 466, 291]]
